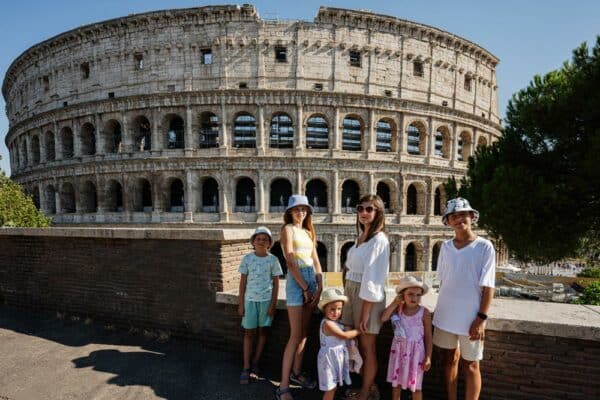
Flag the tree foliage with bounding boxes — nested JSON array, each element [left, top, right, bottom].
[[573, 280, 600, 306], [447, 37, 600, 262], [0, 170, 51, 227]]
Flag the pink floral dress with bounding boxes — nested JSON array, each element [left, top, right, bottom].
[[386, 306, 425, 392]]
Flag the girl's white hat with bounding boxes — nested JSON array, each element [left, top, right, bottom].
[[442, 197, 479, 225], [285, 194, 314, 213], [318, 288, 348, 312], [395, 276, 429, 295]]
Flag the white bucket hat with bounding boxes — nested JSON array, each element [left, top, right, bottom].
[[442, 197, 479, 225], [395, 276, 429, 295], [285, 194, 314, 213], [250, 226, 272, 243], [318, 288, 348, 312]]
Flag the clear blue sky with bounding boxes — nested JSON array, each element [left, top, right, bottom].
[[2, 0, 599, 174]]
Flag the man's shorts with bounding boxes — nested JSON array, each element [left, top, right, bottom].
[[241, 300, 273, 329], [433, 327, 484, 361]]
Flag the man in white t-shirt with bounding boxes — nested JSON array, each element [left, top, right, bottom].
[[433, 198, 496, 400]]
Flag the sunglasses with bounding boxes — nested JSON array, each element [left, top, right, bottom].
[[356, 205, 376, 213]]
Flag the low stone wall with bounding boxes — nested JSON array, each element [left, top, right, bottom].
[[0, 228, 599, 399]]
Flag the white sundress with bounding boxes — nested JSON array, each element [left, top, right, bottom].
[[317, 319, 352, 391]]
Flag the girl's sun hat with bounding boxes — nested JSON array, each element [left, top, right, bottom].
[[395, 276, 429, 295], [250, 226, 272, 243], [318, 288, 348, 312], [441, 197, 479, 225], [285, 194, 314, 213]]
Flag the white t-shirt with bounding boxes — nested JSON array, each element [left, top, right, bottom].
[[432, 237, 496, 336], [345, 232, 390, 302]]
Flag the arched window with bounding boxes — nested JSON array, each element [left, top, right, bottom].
[[106, 180, 124, 212], [233, 113, 256, 148], [342, 116, 362, 151], [133, 178, 152, 212], [45, 131, 55, 161], [458, 131, 472, 161], [165, 115, 185, 149], [201, 177, 219, 212], [199, 112, 219, 148], [31, 135, 40, 165], [406, 123, 425, 155], [61, 127, 74, 159], [306, 179, 328, 213], [45, 185, 57, 214], [434, 185, 446, 216], [317, 242, 328, 272], [341, 180, 360, 213], [477, 136, 488, 149], [270, 178, 292, 212], [60, 183, 76, 213], [407, 184, 417, 215], [376, 182, 391, 212], [235, 177, 255, 212], [376, 119, 394, 152], [169, 178, 185, 212], [435, 126, 451, 158], [432, 242, 443, 271], [270, 113, 294, 149], [31, 186, 40, 209], [133, 116, 151, 151], [20, 140, 28, 167], [405, 243, 417, 271], [103, 120, 122, 154], [80, 123, 96, 155], [80, 181, 97, 213], [306, 115, 329, 149]]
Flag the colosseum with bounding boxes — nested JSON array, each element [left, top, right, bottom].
[[3, 4, 508, 272]]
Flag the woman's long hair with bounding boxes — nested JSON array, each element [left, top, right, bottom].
[[283, 207, 316, 242], [356, 194, 386, 242]]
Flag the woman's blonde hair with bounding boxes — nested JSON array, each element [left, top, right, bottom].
[[283, 206, 316, 242], [356, 194, 386, 243]]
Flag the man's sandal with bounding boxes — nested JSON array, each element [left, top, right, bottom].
[[289, 372, 317, 389], [274, 386, 294, 400], [239, 368, 250, 385]]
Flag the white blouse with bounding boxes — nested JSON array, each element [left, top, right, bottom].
[[345, 232, 390, 302]]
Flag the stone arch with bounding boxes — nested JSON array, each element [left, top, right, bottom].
[[434, 184, 447, 216], [458, 130, 472, 161], [341, 179, 361, 213], [164, 114, 185, 149], [431, 241, 444, 271], [103, 119, 122, 154], [45, 184, 57, 214], [376, 118, 397, 152], [405, 241, 424, 271], [235, 177, 256, 212], [201, 177, 219, 212], [306, 178, 328, 213], [317, 241, 328, 272], [233, 112, 256, 148], [270, 112, 294, 149], [133, 177, 152, 212], [269, 178, 292, 212], [45, 131, 55, 161], [31, 185, 41, 209], [132, 115, 151, 151], [434, 125, 451, 159], [60, 127, 74, 159], [376, 181, 392, 212], [60, 182, 76, 213], [199, 112, 219, 148], [80, 123, 96, 156], [406, 120, 427, 155], [406, 182, 426, 215], [80, 180, 97, 213], [306, 114, 329, 149], [342, 114, 364, 151], [167, 177, 185, 212], [477, 135, 488, 149], [105, 179, 124, 212], [31, 135, 40, 165]]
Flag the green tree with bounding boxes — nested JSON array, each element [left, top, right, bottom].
[[573, 280, 600, 306], [447, 38, 600, 262], [0, 169, 51, 227]]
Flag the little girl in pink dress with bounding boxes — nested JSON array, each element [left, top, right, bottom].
[[380, 276, 433, 400]]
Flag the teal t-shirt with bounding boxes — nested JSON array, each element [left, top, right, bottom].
[[238, 252, 283, 302]]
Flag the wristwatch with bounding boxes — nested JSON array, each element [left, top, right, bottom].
[[477, 312, 488, 320]]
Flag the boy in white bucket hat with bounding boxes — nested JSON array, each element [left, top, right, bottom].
[[433, 198, 495, 400]]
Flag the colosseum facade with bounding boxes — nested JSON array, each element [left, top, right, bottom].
[[3, 5, 508, 272]]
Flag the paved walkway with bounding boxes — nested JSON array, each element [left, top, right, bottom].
[[0, 307, 325, 400]]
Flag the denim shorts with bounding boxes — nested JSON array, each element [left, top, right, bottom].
[[286, 267, 317, 306]]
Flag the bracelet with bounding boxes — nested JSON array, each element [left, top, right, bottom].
[[303, 288, 309, 292], [477, 312, 488, 320]]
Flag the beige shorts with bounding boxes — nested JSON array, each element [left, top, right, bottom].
[[433, 327, 484, 361], [340, 280, 386, 334]]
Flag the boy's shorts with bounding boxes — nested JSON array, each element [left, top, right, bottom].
[[433, 327, 484, 361], [241, 300, 273, 329]]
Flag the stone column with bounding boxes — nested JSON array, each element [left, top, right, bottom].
[[389, 235, 399, 272], [331, 234, 339, 272], [121, 112, 131, 153], [397, 173, 405, 223], [219, 174, 230, 222], [396, 112, 405, 155], [219, 99, 229, 150], [39, 128, 47, 164], [427, 116, 434, 159], [55, 180, 62, 215], [73, 119, 82, 156], [96, 117, 106, 155], [423, 237, 432, 272], [257, 105, 266, 155], [368, 172, 376, 195], [397, 236, 405, 272], [451, 121, 459, 163], [332, 108, 341, 151], [256, 170, 266, 221], [152, 109, 160, 152], [38, 182, 46, 214], [425, 177, 433, 224], [184, 170, 194, 222], [296, 169, 303, 195], [367, 109, 376, 155], [54, 121, 63, 160], [295, 103, 304, 152], [185, 105, 194, 150], [332, 170, 340, 215], [25, 134, 32, 168], [151, 174, 163, 223]]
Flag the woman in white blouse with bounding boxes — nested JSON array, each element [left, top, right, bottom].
[[341, 194, 390, 400]]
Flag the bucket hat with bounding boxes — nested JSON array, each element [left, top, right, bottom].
[[395, 276, 429, 295], [250, 226, 272, 243], [318, 288, 348, 312], [285, 194, 314, 213], [442, 197, 479, 225]]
